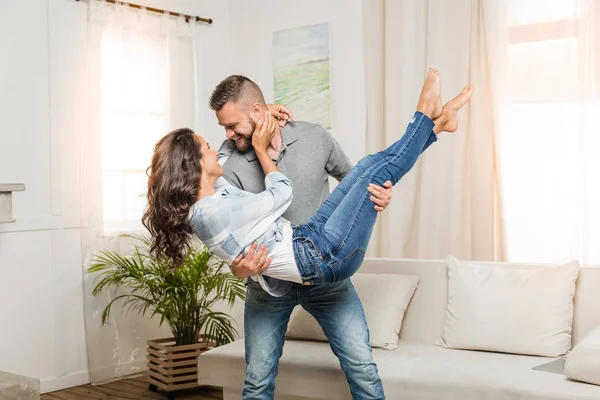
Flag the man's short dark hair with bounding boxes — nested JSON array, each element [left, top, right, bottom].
[[209, 75, 266, 111]]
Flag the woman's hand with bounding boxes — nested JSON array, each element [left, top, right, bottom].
[[266, 104, 296, 127], [252, 111, 277, 154]]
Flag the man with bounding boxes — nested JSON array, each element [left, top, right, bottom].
[[209, 75, 391, 399]]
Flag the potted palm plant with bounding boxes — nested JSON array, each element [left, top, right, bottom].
[[88, 234, 245, 399]]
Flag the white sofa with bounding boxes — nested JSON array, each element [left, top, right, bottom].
[[198, 258, 600, 399]]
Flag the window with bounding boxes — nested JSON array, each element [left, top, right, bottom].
[[500, 0, 600, 263], [100, 30, 168, 234]]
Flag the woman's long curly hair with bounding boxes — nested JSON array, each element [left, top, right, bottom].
[[142, 128, 202, 268]]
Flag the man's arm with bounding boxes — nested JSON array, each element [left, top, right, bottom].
[[322, 129, 353, 180], [322, 129, 393, 211]]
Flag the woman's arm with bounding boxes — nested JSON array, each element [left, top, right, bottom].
[[252, 111, 280, 175], [190, 172, 293, 256], [256, 152, 278, 175]]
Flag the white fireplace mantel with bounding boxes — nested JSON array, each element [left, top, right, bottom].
[[0, 184, 25, 223]]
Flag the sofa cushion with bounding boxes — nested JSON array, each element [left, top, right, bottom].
[[438, 256, 580, 357], [565, 323, 600, 385], [198, 339, 600, 400], [285, 273, 419, 349]]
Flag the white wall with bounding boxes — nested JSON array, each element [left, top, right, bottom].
[[0, 0, 228, 393], [225, 0, 367, 162], [0, 0, 366, 392]]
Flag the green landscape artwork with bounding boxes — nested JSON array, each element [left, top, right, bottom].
[[273, 23, 331, 128]]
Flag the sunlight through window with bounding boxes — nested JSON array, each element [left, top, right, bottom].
[[100, 30, 168, 233], [501, 0, 600, 263]]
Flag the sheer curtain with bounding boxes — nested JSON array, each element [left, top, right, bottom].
[[362, 0, 506, 261], [80, 0, 199, 384], [499, 0, 600, 264], [363, 0, 600, 265]]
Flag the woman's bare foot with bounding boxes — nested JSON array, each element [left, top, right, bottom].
[[433, 85, 474, 134], [416, 68, 443, 119]]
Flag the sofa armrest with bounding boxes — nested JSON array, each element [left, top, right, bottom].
[[565, 323, 600, 385]]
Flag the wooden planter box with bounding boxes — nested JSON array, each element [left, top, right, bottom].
[[147, 337, 213, 397]]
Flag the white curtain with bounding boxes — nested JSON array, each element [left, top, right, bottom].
[[499, 0, 600, 265], [363, 0, 600, 266], [362, 0, 505, 261], [80, 0, 199, 384]]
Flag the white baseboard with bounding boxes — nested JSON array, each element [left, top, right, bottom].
[[88, 359, 147, 386], [39, 358, 168, 394], [40, 370, 90, 394]]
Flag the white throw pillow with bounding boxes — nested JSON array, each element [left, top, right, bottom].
[[438, 256, 579, 357], [565, 323, 600, 385], [286, 273, 420, 350]]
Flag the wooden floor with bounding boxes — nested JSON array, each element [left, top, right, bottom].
[[41, 376, 223, 400]]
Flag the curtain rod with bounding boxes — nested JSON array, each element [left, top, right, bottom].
[[74, 0, 213, 24]]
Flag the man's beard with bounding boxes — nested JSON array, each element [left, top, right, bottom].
[[230, 118, 255, 153]]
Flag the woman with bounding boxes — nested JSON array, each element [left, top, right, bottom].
[[143, 70, 473, 295]]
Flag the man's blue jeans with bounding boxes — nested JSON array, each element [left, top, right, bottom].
[[242, 113, 436, 399], [243, 279, 384, 399], [293, 112, 436, 284]]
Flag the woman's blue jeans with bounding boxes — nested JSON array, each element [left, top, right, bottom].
[[293, 112, 436, 284]]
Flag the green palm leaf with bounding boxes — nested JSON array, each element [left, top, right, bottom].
[[88, 235, 246, 346]]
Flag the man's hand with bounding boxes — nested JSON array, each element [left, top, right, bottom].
[[230, 242, 272, 279], [368, 181, 392, 212], [266, 104, 296, 127]]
